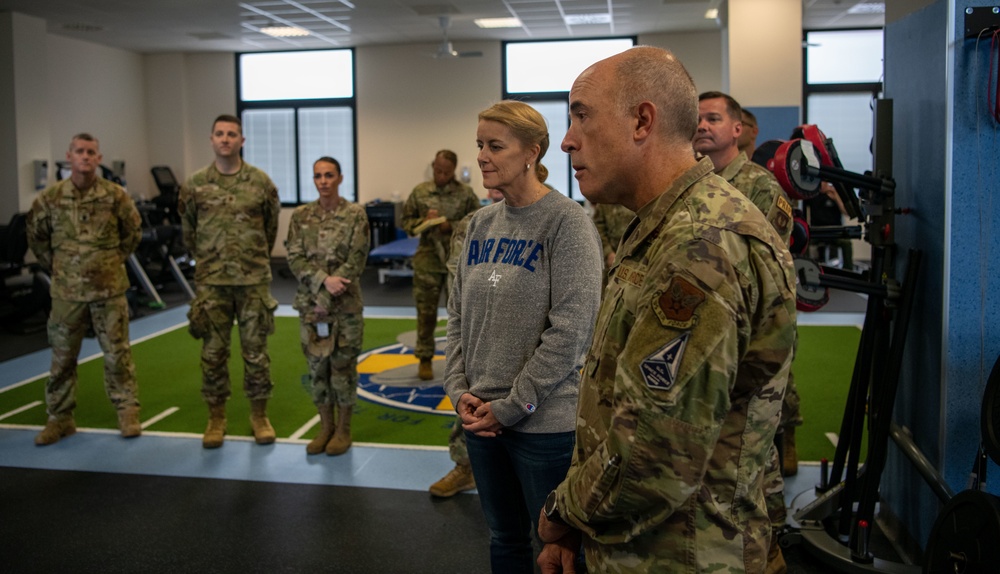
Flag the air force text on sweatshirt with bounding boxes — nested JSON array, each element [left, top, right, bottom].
[[465, 236, 544, 271]]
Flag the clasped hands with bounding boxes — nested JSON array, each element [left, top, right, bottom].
[[323, 275, 350, 297], [456, 393, 502, 437]]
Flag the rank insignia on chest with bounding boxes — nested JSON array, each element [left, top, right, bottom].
[[640, 332, 689, 390]]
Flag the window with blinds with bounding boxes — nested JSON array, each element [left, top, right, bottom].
[[237, 49, 356, 204]]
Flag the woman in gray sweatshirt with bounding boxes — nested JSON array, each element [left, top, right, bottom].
[[444, 100, 603, 573]]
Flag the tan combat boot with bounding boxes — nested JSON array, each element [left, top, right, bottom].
[[418, 359, 434, 381], [35, 414, 76, 446], [325, 404, 353, 456], [250, 399, 276, 445], [306, 404, 335, 455], [429, 463, 476, 498], [202, 403, 227, 449], [118, 406, 142, 438], [782, 427, 798, 477]]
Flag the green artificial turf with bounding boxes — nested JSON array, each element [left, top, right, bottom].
[[791, 325, 864, 462], [0, 320, 861, 461], [1, 317, 455, 446]]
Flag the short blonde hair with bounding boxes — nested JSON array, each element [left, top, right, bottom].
[[478, 100, 550, 184]]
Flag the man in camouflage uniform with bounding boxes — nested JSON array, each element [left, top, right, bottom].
[[537, 47, 796, 574], [179, 114, 280, 449], [428, 187, 501, 498], [696, 91, 799, 574], [27, 133, 143, 445], [739, 108, 760, 159], [287, 156, 369, 456], [695, 92, 794, 244], [402, 150, 480, 381]]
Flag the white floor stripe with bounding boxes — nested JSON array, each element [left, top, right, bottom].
[[0, 400, 43, 421], [1, 423, 451, 451], [141, 406, 179, 429], [129, 323, 189, 345], [289, 414, 320, 440], [826, 432, 839, 447], [0, 324, 192, 397], [0, 374, 50, 395]]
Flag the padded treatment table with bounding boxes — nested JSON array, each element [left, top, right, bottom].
[[368, 236, 418, 284]]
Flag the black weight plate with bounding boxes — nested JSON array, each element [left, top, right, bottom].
[[751, 139, 783, 168], [794, 257, 828, 312], [981, 352, 1000, 466], [923, 490, 1000, 574]]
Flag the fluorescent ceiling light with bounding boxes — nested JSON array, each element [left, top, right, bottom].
[[260, 25, 310, 37], [475, 17, 521, 29], [847, 2, 885, 14], [564, 13, 611, 25], [704, 8, 719, 19]]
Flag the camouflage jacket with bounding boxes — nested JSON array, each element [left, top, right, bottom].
[[27, 177, 141, 302], [592, 203, 635, 260], [553, 159, 796, 573], [287, 199, 370, 318], [718, 151, 793, 244], [446, 210, 475, 281], [179, 161, 279, 285], [401, 180, 479, 273]]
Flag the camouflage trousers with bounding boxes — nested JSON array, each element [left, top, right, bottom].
[[781, 370, 803, 428], [781, 335, 802, 428], [187, 284, 277, 405], [299, 313, 363, 407], [45, 295, 138, 416], [764, 443, 787, 532], [447, 416, 469, 466], [765, 337, 801, 533], [413, 268, 447, 360]]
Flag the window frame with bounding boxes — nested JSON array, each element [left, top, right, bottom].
[[501, 36, 637, 201], [235, 48, 359, 206], [802, 28, 883, 122]]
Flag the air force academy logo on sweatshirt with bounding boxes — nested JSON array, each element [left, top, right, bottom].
[[466, 237, 543, 271]]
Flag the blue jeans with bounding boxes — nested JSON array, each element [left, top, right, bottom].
[[465, 429, 575, 574]]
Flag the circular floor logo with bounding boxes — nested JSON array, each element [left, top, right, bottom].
[[356, 335, 452, 416]]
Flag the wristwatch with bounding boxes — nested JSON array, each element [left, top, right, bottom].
[[543, 490, 567, 526]]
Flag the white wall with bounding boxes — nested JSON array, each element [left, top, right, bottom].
[[356, 40, 501, 205], [640, 30, 724, 94], [143, 52, 236, 190], [143, 53, 188, 183], [46, 35, 151, 198], [181, 53, 237, 176], [0, 13, 16, 223], [1, 12, 51, 220], [727, 0, 802, 106]]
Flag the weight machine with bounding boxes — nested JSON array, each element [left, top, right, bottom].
[[128, 166, 195, 307], [756, 99, 1000, 573]]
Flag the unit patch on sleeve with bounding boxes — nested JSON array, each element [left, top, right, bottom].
[[640, 332, 689, 390], [653, 275, 705, 328]]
